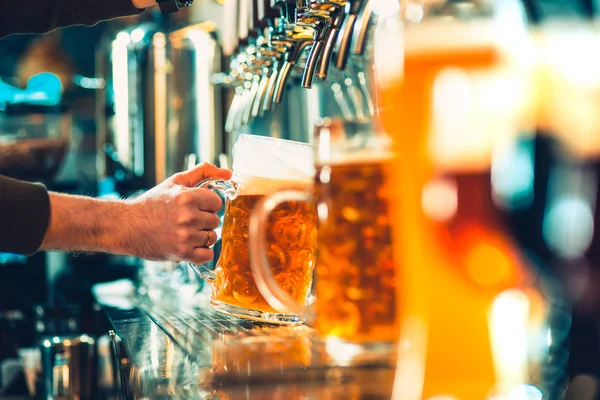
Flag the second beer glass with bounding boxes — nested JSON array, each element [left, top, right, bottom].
[[249, 119, 399, 365]]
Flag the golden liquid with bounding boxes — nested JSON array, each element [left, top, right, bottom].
[[213, 195, 317, 312], [314, 159, 398, 343], [380, 38, 543, 398]]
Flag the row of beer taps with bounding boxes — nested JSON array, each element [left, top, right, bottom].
[[220, 0, 378, 133]]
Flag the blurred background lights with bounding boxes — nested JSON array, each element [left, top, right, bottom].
[[543, 197, 594, 259], [507, 384, 543, 400], [372, 0, 400, 18]]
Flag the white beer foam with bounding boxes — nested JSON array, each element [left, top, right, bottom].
[[234, 175, 311, 196], [231, 134, 315, 182]]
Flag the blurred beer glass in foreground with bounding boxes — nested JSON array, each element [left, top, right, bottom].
[[249, 119, 399, 366], [374, 0, 561, 398], [532, 23, 600, 399]]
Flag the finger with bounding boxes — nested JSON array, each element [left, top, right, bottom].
[[183, 188, 223, 212], [200, 230, 218, 247], [172, 162, 233, 187], [198, 211, 221, 230], [178, 229, 217, 246], [185, 247, 215, 265]]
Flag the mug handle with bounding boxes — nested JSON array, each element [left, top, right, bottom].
[[188, 178, 239, 281], [248, 189, 314, 320]]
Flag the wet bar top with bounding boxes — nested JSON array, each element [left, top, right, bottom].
[[104, 293, 395, 399]]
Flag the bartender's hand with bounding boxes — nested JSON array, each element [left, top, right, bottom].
[[128, 163, 231, 264], [40, 163, 232, 265]]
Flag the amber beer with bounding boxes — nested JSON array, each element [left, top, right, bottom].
[[379, 22, 543, 398], [314, 155, 397, 343], [212, 178, 317, 314]]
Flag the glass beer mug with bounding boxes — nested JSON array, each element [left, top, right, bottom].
[[249, 119, 400, 365], [375, 0, 559, 398], [188, 134, 317, 323]]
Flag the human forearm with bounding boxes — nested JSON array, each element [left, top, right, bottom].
[[40, 193, 137, 256], [38, 163, 232, 263]]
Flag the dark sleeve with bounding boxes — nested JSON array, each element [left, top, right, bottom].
[[0, 0, 144, 39], [0, 175, 51, 256]]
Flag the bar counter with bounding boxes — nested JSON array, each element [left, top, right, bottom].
[[102, 290, 396, 399]]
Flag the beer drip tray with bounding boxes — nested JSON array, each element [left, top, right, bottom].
[[105, 296, 395, 398], [137, 299, 347, 387]]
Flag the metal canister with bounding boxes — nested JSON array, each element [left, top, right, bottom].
[[96, 20, 224, 190], [39, 334, 96, 400]]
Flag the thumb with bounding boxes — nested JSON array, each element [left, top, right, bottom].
[[171, 162, 233, 187]]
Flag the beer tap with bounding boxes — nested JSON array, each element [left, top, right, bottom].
[[251, 63, 272, 117], [255, 46, 285, 114], [295, 2, 339, 88], [262, 52, 287, 111], [349, 0, 372, 56], [347, 0, 376, 116], [269, 22, 316, 103], [223, 46, 256, 133], [323, 0, 375, 121], [223, 56, 246, 133], [241, 58, 273, 125], [333, 0, 364, 70], [222, 0, 380, 131], [225, 84, 245, 133]]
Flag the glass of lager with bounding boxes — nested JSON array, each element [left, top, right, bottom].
[[189, 134, 317, 324]]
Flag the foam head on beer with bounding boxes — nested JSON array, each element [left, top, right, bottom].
[[230, 133, 315, 195], [313, 118, 394, 166]]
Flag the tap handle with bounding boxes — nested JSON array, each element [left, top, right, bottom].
[[233, 84, 252, 131], [301, 40, 324, 88], [252, 72, 270, 117], [350, 0, 372, 55], [242, 77, 260, 125], [225, 86, 244, 133], [273, 60, 292, 103], [334, 13, 356, 70], [262, 66, 279, 111], [316, 26, 338, 79]]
